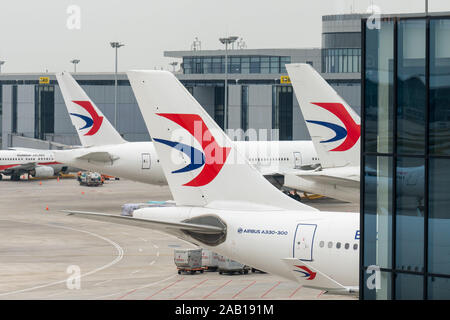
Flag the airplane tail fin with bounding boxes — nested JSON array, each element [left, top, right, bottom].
[[286, 64, 360, 168], [127, 70, 316, 212], [56, 72, 126, 146]]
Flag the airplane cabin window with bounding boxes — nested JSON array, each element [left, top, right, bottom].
[[319, 241, 324, 248], [345, 243, 350, 249], [336, 242, 341, 249], [353, 243, 358, 250], [328, 241, 333, 248]]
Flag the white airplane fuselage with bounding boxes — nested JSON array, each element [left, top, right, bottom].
[[133, 206, 360, 290], [0, 150, 67, 179], [55, 140, 318, 185]]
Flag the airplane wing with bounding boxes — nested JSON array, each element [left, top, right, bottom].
[[76, 152, 119, 163], [61, 210, 225, 234], [1, 162, 37, 173], [282, 258, 357, 294]]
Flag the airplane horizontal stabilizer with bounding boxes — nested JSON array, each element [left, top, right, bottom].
[[288, 172, 359, 187], [60, 210, 224, 234]]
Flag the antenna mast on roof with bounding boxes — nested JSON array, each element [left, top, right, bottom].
[[191, 37, 201, 51]]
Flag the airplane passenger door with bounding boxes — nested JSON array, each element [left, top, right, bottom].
[[141, 153, 151, 169], [293, 224, 317, 261], [293, 152, 302, 169]]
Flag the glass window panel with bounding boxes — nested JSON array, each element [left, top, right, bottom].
[[250, 56, 260, 73], [241, 86, 249, 131], [270, 57, 279, 74], [343, 54, 348, 73], [396, 157, 424, 271], [261, 57, 270, 73], [330, 53, 334, 72], [428, 276, 450, 299], [212, 57, 222, 73], [428, 158, 450, 275], [430, 19, 450, 155], [353, 52, 359, 73], [241, 63, 250, 74], [230, 57, 241, 74], [348, 55, 354, 73], [363, 270, 392, 300], [397, 19, 426, 155], [364, 155, 393, 269], [364, 21, 395, 154], [203, 57, 212, 74], [395, 273, 423, 300]]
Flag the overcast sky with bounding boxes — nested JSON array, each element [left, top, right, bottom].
[[0, 0, 449, 73]]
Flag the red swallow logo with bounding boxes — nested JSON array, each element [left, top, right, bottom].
[[294, 265, 317, 280], [71, 101, 104, 136], [310, 102, 360, 151], [156, 113, 231, 187]]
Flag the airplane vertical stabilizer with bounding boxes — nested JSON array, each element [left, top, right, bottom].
[[56, 72, 126, 146], [127, 70, 316, 212], [287, 64, 360, 168]]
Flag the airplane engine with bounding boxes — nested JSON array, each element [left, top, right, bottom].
[[31, 166, 55, 178]]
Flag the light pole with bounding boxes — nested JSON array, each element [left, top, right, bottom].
[[110, 41, 125, 128], [219, 36, 238, 130], [0, 60, 5, 73], [70, 59, 80, 73]]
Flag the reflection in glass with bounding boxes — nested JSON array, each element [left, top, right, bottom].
[[363, 270, 392, 300], [364, 155, 393, 269], [395, 273, 423, 300], [396, 157, 424, 271], [430, 19, 450, 155], [428, 276, 450, 299], [241, 86, 249, 132], [397, 19, 426, 155], [365, 21, 394, 153], [428, 158, 450, 275]]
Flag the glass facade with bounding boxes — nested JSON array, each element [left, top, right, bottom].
[[35, 85, 55, 139], [241, 85, 249, 132], [11, 85, 17, 133], [362, 16, 450, 300], [322, 48, 361, 73], [272, 86, 293, 141], [182, 55, 291, 74], [214, 86, 225, 129]]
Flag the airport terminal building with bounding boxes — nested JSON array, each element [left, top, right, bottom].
[[0, 13, 363, 149], [361, 13, 450, 299]]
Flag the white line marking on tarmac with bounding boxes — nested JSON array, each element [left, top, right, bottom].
[[149, 261, 156, 266], [94, 279, 113, 286], [44, 291, 66, 298], [0, 221, 124, 298]]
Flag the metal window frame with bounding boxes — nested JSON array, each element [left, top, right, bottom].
[[361, 14, 450, 300]]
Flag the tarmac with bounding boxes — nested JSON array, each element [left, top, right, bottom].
[[0, 176, 358, 300]]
